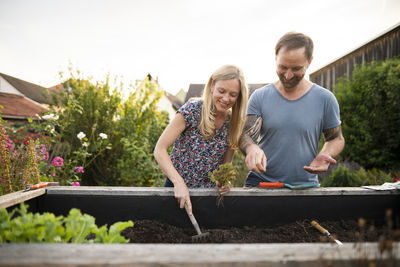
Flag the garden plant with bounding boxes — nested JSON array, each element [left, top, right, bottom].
[[334, 57, 400, 171], [0, 203, 133, 243], [209, 163, 238, 206], [0, 70, 169, 194]]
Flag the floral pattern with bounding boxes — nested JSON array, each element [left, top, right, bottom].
[[170, 100, 230, 188]]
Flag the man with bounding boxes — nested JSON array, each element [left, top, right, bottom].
[[240, 32, 345, 187]]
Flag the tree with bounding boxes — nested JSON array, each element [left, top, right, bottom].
[[334, 58, 400, 170]]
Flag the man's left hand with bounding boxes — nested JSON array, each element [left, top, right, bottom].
[[303, 154, 337, 174]]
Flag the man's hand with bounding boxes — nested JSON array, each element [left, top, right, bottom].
[[239, 114, 265, 174], [245, 144, 267, 173], [303, 153, 337, 174]]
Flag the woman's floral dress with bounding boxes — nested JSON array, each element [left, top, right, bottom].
[[169, 99, 230, 188]]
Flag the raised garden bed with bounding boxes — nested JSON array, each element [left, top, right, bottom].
[[1, 186, 399, 266]]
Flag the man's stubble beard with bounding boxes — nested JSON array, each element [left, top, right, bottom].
[[278, 73, 305, 89]]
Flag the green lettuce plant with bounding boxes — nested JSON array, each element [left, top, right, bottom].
[[0, 203, 133, 243]]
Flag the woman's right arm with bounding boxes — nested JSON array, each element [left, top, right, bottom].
[[153, 113, 194, 214]]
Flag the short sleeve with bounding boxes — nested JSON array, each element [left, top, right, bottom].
[[323, 92, 341, 130], [177, 100, 202, 128], [247, 88, 262, 116]]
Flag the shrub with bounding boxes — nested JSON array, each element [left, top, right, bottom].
[[46, 71, 168, 186], [334, 57, 400, 170], [321, 164, 393, 187], [114, 78, 168, 186]]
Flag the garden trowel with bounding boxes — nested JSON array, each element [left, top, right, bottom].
[[311, 220, 343, 246], [184, 203, 210, 242], [259, 182, 317, 190], [23, 182, 50, 192]]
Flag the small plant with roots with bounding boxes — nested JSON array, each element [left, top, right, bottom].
[[209, 163, 237, 206]]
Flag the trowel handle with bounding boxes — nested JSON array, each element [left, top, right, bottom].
[[259, 182, 284, 188], [31, 181, 50, 189], [184, 203, 202, 235], [311, 220, 329, 236]]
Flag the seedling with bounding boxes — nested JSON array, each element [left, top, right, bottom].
[[209, 163, 237, 206]]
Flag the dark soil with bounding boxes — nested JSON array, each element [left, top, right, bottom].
[[120, 219, 398, 243]]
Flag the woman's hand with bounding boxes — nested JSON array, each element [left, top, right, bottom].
[[174, 181, 192, 214], [218, 181, 231, 195]]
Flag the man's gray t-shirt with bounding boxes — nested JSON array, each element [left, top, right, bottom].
[[247, 83, 341, 185]]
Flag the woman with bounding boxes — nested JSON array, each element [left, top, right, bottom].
[[154, 64, 248, 214]]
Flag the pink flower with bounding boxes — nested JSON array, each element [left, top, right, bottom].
[[75, 166, 84, 173], [5, 135, 13, 150], [44, 152, 49, 160], [51, 156, 64, 167], [71, 181, 80, 186], [40, 144, 46, 153], [52, 173, 56, 177]]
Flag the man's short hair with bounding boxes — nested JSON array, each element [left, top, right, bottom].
[[275, 32, 314, 60]]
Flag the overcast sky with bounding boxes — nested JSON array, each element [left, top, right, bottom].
[[0, 0, 399, 94]]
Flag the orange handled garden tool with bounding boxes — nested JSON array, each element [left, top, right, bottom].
[[259, 182, 316, 190], [311, 220, 343, 246], [23, 182, 50, 192]]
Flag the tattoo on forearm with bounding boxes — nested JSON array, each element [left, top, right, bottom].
[[239, 115, 262, 154], [324, 126, 341, 142]]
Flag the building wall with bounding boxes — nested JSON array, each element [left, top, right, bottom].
[[310, 24, 400, 91], [0, 76, 24, 96], [156, 94, 176, 122]]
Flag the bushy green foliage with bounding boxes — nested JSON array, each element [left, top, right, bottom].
[[115, 78, 168, 186], [334, 58, 400, 170], [321, 164, 393, 187], [0, 203, 133, 243], [49, 74, 122, 185], [231, 151, 248, 187], [47, 71, 168, 186]]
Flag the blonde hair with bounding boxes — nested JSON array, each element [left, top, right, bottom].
[[199, 64, 248, 149]]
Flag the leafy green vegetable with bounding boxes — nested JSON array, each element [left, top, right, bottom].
[[64, 208, 98, 243], [0, 203, 133, 243], [94, 221, 134, 243]]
